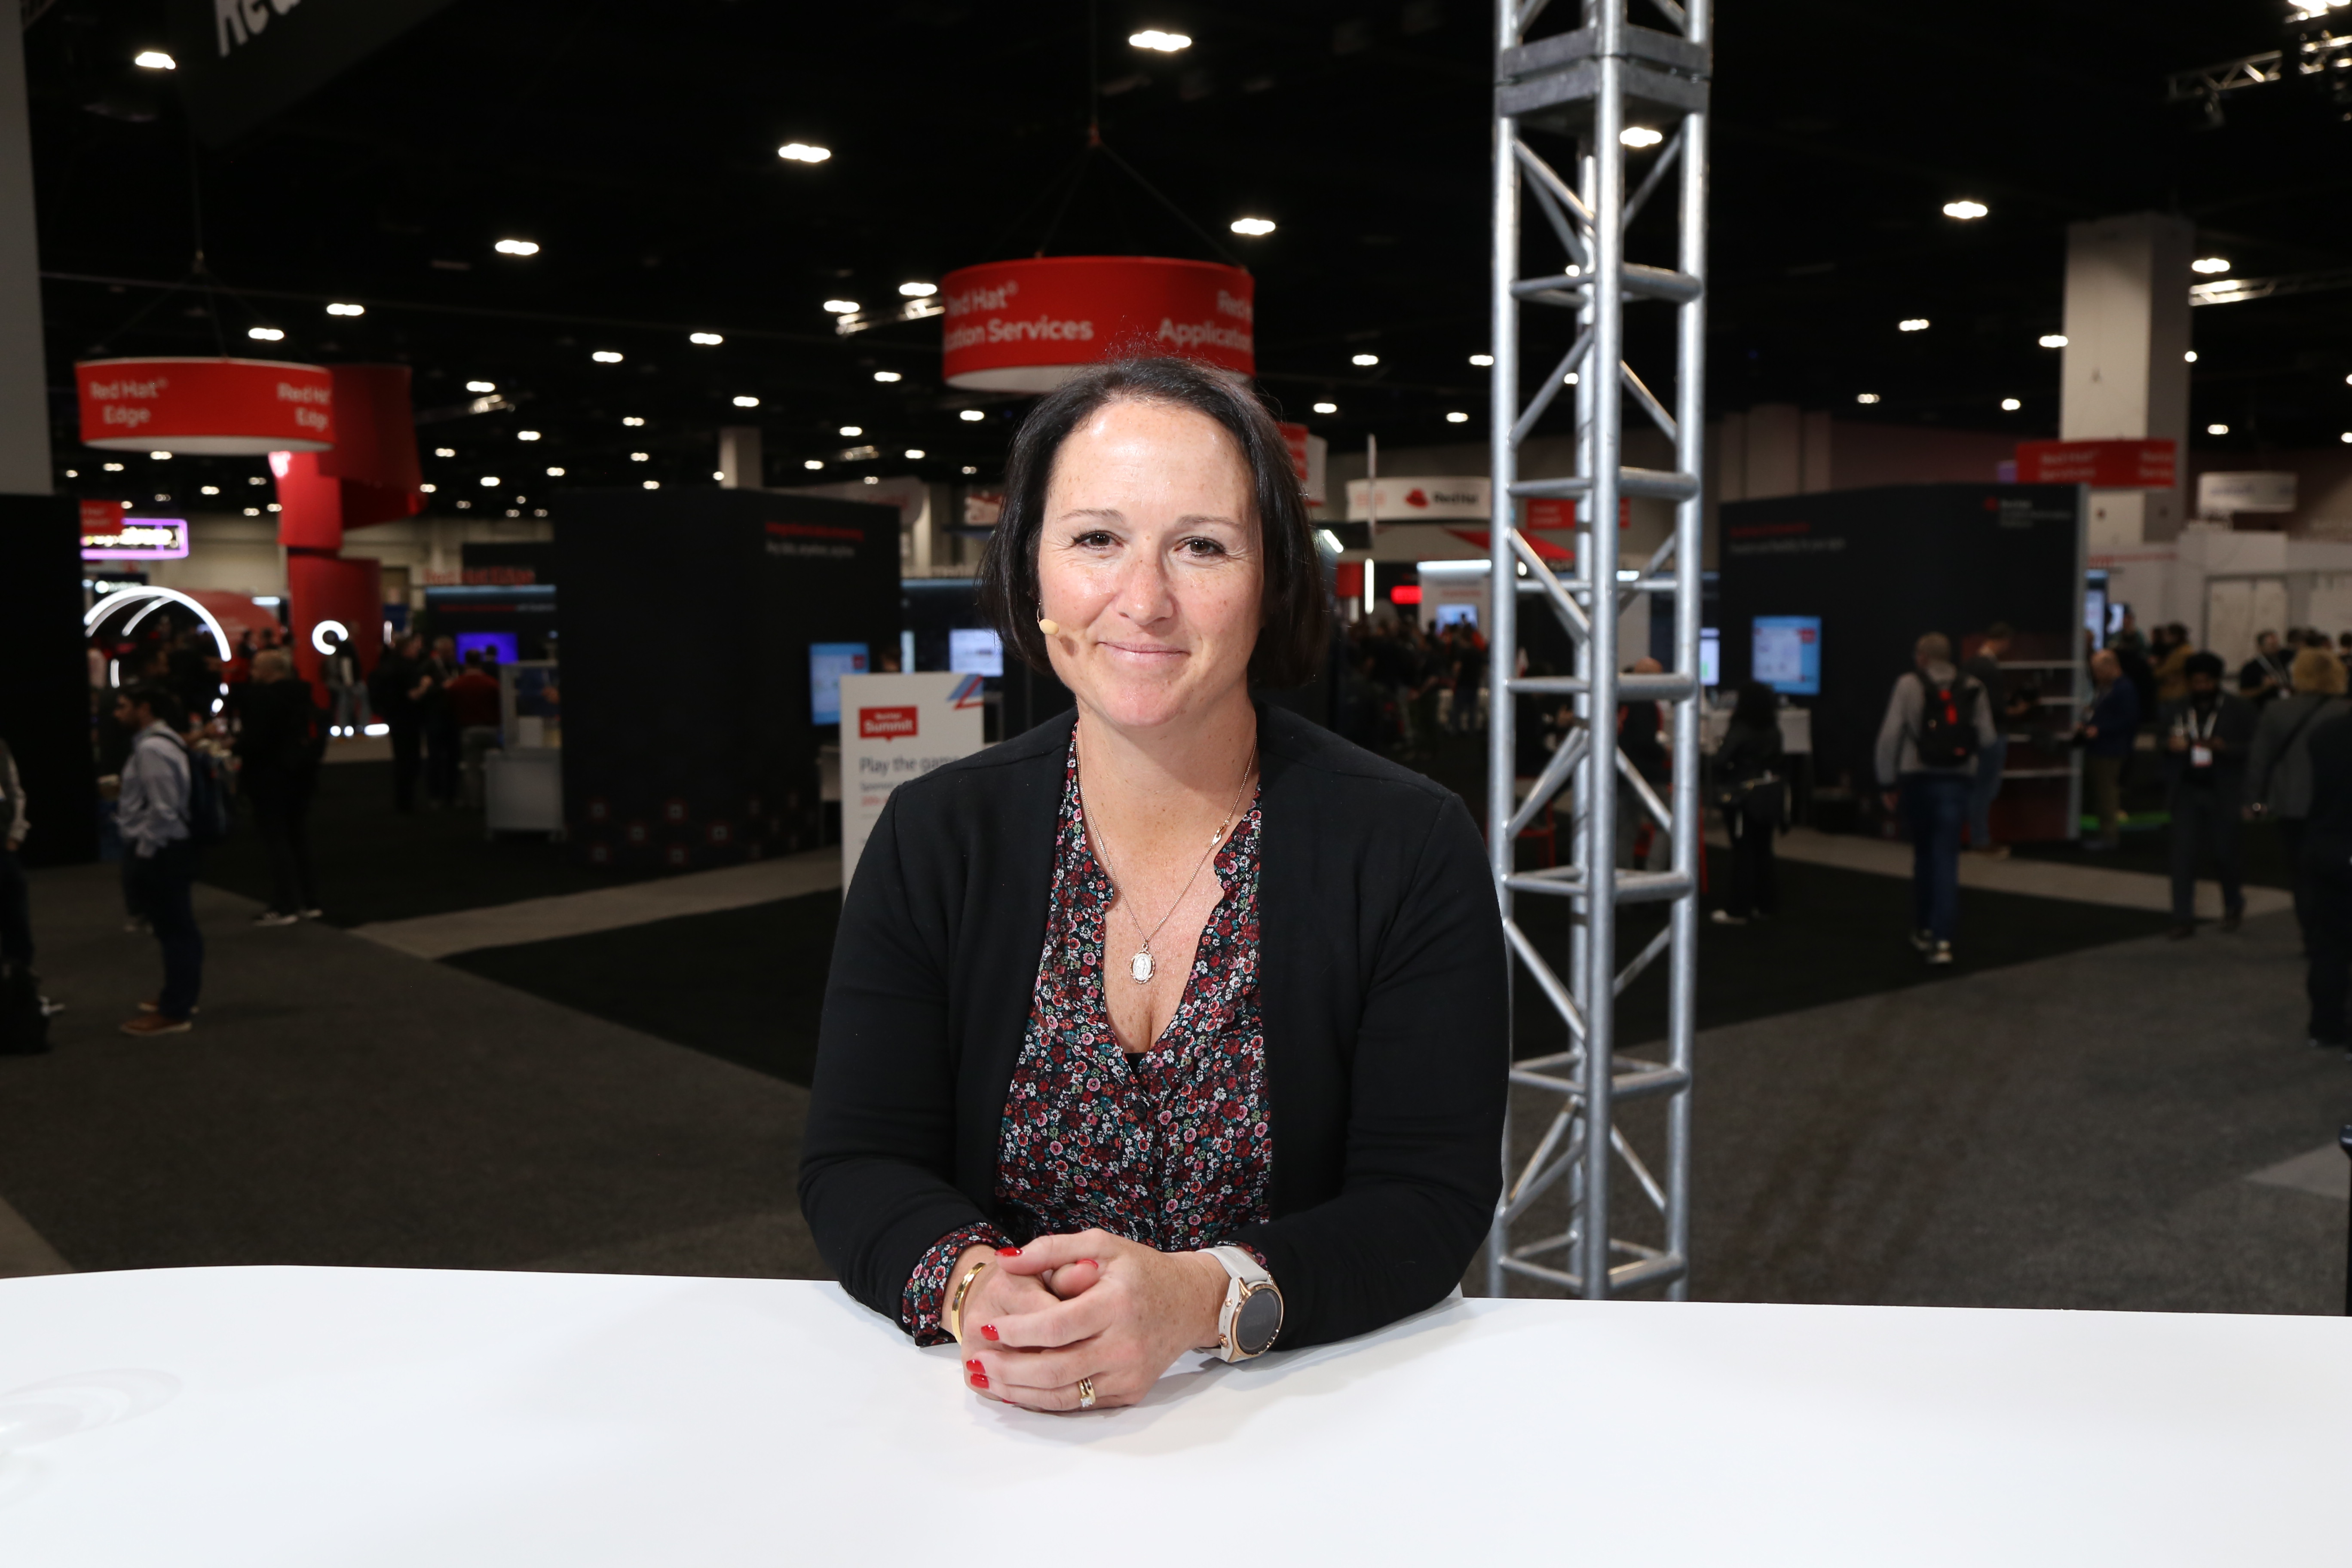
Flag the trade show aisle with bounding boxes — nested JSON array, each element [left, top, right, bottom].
[[0, 864, 824, 1282]]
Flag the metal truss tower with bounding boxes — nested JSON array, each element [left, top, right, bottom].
[[1484, 0, 1709, 1301]]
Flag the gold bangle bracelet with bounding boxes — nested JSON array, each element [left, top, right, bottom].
[[945, 1257, 991, 1344]]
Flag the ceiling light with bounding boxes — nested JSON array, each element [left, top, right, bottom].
[[863, 475, 879, 485], [2000, 398, 2021, 411], [266, 502, 280, 512], [2186, 352, 2199, 364], [905, 448, 926, 459], [103, 462, 123, 471], [2207, 423, 2230, 435], [481, 475, 500, 487], [823, 299, 861, 314], [419, 484, 436, 494], [1352, 352, 1380, 366], [199, 485, 218, 495], [1563, 372, 1577, 385], [805, 459, 825, 469], [1620, 126, 1663, 148], [149, 450, 172, 460], [2341, 432, 2352, 444], [630, 451, 649, 462], [733, 395, 760, 408], [242, 507, 258, 516], [873, 370, 903, 383], [643, 480, 660, 490], [689, 332, 724, 346], [2191, 257, 2230, 275], [1941, 200, 1988, 220], [591, 350, 624, 363], [1312, 401, 1338, 414], [839, 425, 863, 437], [248, 475, 265, 484], [1231, 217, 1277, 237], [494, 239, 540, 257], [247, 326, 284, 342], [960, 409, 985, 422], [326, 302, 364, 316], [517, 430, 542, 441], [962, 466, 979, 475], [1130, 28, 1192, 51], [465, 380, 495, 393], [1855, 392, 1881, 405], [545, 466, 565, 477], [778, 142, 833, 163], [622, 416, 645, 426], [714, 469, 728, 480], [2038, 334, 2067, 348], [1899, 318, 1929, 332], [1469, 353, 1494, 366], [1446, 411, 1470, 424], [134, 49, 175, 70], [898, 282, 937, 297]]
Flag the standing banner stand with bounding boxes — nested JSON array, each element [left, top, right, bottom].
[[839, 673, 987, 894]]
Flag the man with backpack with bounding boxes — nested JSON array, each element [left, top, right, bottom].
[[1875, 633, 1997, 967], [112, 682, 212, 1036]]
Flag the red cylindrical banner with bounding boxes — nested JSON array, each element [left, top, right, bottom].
[[76, 356, 336, 454], [940, 256, 1254, 392]]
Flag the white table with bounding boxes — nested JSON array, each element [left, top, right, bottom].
[[0, 1268, 2344, 1564]]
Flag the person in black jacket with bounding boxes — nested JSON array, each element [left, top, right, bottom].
[[234, 649, 326, 924], [799, 358, 1506, 1413], [368, 635, 429, 812], [1711, 680, 1785, 925], [2160, 652, 2256, 939]]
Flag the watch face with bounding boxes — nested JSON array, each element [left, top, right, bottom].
[[1235, 1286, 1282, 1354]]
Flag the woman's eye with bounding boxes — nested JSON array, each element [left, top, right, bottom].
[[1179, 537, 1228, 557], [1073, 530, 1116, 548]]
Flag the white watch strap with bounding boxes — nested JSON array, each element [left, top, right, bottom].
[[1208, 1244, 1271, 1288]]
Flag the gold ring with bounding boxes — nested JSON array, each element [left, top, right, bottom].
[[1076, 1376, 1097, 1410]]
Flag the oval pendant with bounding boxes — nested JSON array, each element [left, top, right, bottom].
[[1130, 950, 1154, 983]]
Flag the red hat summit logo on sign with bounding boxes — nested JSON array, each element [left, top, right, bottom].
[[859, 706, 918, 740]]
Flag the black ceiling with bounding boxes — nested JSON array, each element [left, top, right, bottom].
[[24, 0, 2351, 515]]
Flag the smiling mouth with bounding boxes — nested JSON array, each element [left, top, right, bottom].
[[1098, 641, 1187, 658]]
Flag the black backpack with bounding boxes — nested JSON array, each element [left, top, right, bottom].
[[1916, 674, 1981, 768], [166, 735, 233, 847]]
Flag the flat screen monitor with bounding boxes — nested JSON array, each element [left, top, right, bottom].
[[455, 631, 518, 667], [808, 642, 869, 725], [1433, 603, 1479, 631], [1751, 616, 1821, 695], [949, 627, 1004, 677], [1699, 627, 1720, 689]]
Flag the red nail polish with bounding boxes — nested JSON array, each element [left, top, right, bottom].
[[971, 1372, 989, 1389], [965, 1358, 983, 1372], [997, 1246, 1022, 1257]]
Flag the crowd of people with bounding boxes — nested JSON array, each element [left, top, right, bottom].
[[1333, 611, 1488, 759]]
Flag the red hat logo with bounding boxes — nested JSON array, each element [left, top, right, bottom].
[[1405, 487, 1429, 508]]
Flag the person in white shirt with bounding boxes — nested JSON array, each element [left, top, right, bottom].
[[112, 684, 204, 1035]]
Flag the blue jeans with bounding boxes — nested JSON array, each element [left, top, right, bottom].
[[128, 842, 203, 1020], [1967, 736, 2007, 848], [1903, 772, 1972, 943]]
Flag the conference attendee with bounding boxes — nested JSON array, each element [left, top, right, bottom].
[[2159, 652, 2255, 940], [2245, 646, 2350, 952], [447, 652, 503, 810], [234, 649, 326, 925], [2151, 624, 2195, 707], [2239, 631, 2292, 708], [2298, 709, 2352, 1053], [320, 628, 371, 736], [0, 734, 61, 1023], [422, 636, 462, 807], [1450, 624, 1487, 735], [1617, 656, 1672, 871], [1961, 622, 2013, 858], [2077, 649, 2140, 851], [1875, 632, 1995, 966], [1711, 680, 1785, 926], [800, 357, 1507, 1413], [368, 634, 429, 812], [113, 683, 203, 1036]]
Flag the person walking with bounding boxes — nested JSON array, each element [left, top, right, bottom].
[[320, 628, 371, 737], [368, 634, 429, 812], [2077, 648, 2140, 851], [1711, 680, 1785, 925], [2245, 646, 2350, 952], [234, 649, 327, 925], [2159, 652, 2255, 940], [1876, 632, 1995, 966], [113, 683, 203, 1035], [2297, 709, 2352, 1054], [1962, 622, 2014, 858]]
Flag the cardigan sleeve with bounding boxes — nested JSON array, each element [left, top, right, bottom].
[[797, 791, 995, 1330], [1225, 790, 1507, 1348]]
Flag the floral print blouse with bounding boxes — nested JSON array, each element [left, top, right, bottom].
[[900, 737, 1273, 1343]]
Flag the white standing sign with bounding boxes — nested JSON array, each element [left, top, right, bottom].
[[839, 672, 988, 894]]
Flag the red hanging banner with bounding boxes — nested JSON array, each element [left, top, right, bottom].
[[940, 256, 1254, 392], [2013, 438, 2177, 489], [76, 356, 335, 454]]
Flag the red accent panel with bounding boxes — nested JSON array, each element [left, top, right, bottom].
[[272, 365, 427, 548], [1332, 562, 1363, 599], [285, 552, 384, 695], [2013, 439, 2177, 489]]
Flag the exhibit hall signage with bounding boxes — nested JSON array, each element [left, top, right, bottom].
[[2013, 438, 2177, 489], [940, 256, 1254, 392], [172, 0, 462, 147], [1345, 476, 1491, 522], [76, 356, 336, 454], [839, 673, 987, 894], [80, 506, 190, 560]]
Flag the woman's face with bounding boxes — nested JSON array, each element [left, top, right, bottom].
[[1035, 398, 1264, 735]]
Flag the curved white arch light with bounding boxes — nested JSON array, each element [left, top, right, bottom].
[[85, 585, 235, 714], [310, 619, 350, 655]]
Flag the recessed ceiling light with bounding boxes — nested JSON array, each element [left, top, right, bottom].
[[839, 425, 863, 437], [1129, 28, 1192, 51], [630, 451, 649, 462], [248, 475, 265, 484], [1898, 318, 1929, 332], [103, 462, 124, 471], [480, 475, 500, 487], [823, 299, 861, 314], [326, 302, 364, 316], [2191, 257, 2230, 275], [266, 502, 280, 512], [1941, 200, 1988, 220], [643, 480, 661, 490], [898, 282, 937, 297], [778, 142, 833, 163], [243, 506, 259, 516], [733, 395, 760, 408], [873, 370, 904, 383], [494, 239, 540, 257], [418, 483, 436, 494], [199, 485, 218, 495], [1620, 126, 1663, 148], [905, 448, 926, 459], [622, 416, 645, 426], [1446, 411, 1470, 423], [133, 49, 175, 70], [2207, 423, 2230, 435], [962, 466, 979, 475], [247, 325, 284, 342], [2186, 351, 2199, 363], [1855, 392, 1881, 404], [2000, 398, 2021, 411], [689, 332, 724, 346], [1312, 401, 1338, 414], [805, 459, 825, 469], [1469, 353, 1494, 366], [517, 430, 542, 441], [1231, 217, 1277, 236], [591, 350, 624, 363], [434, 447, 456, 457], [2341, 432, 2352, 444], [2038, 334, 2067, 348], [546, 466, 566, 477], [149, 450, 174, 459], [960, 409, 985, 422], [466, 380, 496, 393], [1352, 352, 1380, 366], [714, 470, 727, 480]]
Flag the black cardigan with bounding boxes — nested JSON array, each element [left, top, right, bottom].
[[798, 704, 1507, 1350]]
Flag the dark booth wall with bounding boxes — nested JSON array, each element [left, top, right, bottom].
[[1717, 484, 2084, 841], [0, 494, 99, 867], [556, 489, 899, 869]]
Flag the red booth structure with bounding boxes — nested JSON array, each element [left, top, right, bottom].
[[270, 364, 425, 690]]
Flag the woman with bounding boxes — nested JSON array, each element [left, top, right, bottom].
[[1710, 680, 1784, 926], [2245, 646, 2352, 953], [799, 358, 1506, 1413]]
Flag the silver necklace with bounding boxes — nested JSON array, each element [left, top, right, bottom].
[[1081, 740, 1258, 985]]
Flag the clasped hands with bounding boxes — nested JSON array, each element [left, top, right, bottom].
[[951, 1229, 1228, 1413]]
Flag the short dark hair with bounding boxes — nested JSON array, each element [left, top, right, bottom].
[[117, 680, 187, 729], [975, 356, 1330, 689], [2184, 651, 2225, 681]]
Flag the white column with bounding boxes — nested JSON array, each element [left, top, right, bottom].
[[2060, 212, 2193, 548], [717, 426, 763, 490], [0, 18, 52, 496]]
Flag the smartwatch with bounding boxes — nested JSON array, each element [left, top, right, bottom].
[[1204, 1245, 1284, 1361]]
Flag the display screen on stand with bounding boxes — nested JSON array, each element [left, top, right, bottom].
[[1699, 627, 1720, 689], [1752, 616, 1821, 695], [949, 628, 1004, 677], [808, 642, 870, 725]]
